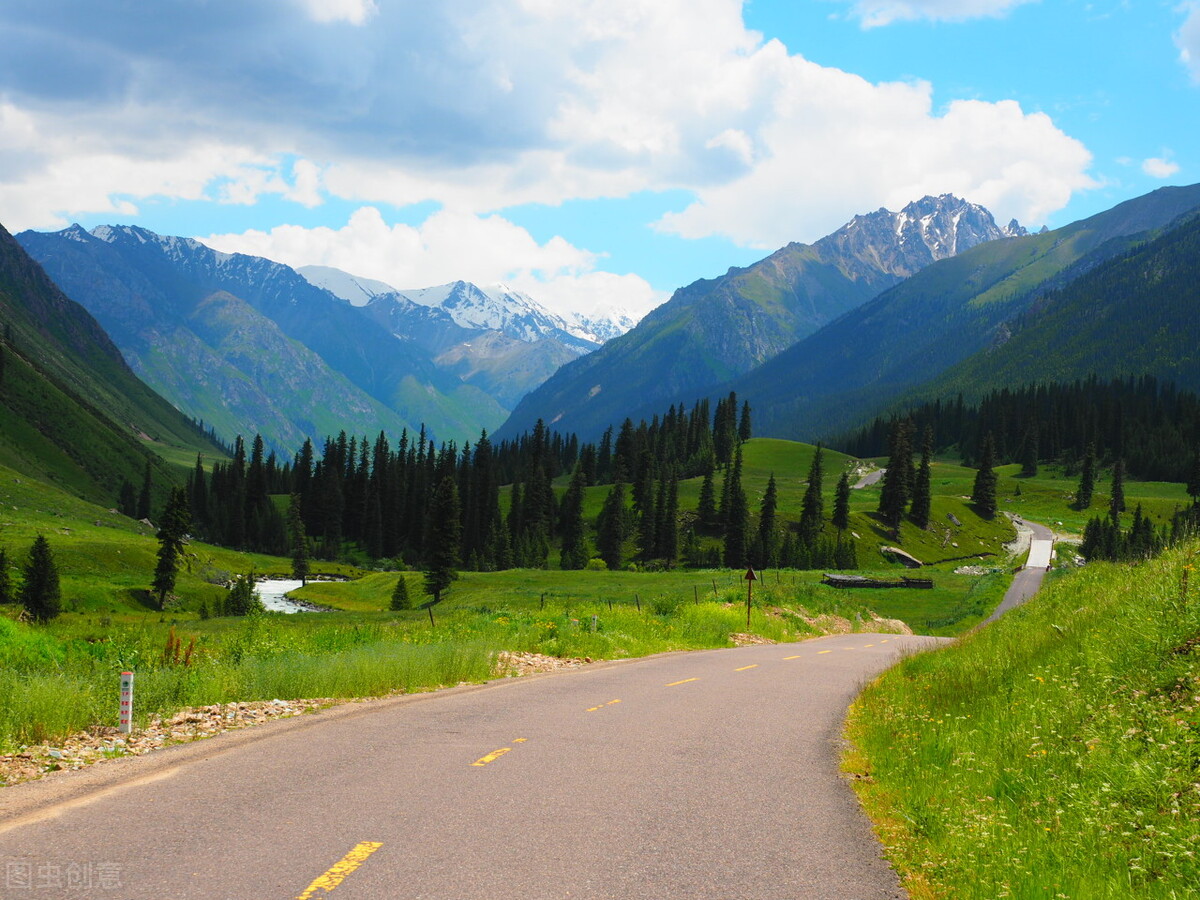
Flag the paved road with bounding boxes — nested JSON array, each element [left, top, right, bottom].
[[981, 519, 1055, 626], [0, 633, 943, 900]]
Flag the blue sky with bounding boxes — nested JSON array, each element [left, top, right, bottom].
[[1, 0, 1196, 318]]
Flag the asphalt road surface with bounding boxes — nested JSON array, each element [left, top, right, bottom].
[[0, 633, 944, 900], [981, 519, 1056, 626]]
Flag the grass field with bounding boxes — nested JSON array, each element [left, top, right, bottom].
[[846, 540, 1200, 898]]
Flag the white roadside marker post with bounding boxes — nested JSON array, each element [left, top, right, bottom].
[[119, 671, 134, 734]]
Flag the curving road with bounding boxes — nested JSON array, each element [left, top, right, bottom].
[[0, 633, 944, 900], [982, 518, 1055, 626]]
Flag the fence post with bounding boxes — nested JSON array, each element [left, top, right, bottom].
[[635, 593, 641, 611], [694, 585, 699, 605], [119, 671, 134, 734]]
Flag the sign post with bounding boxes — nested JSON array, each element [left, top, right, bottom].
[[119, 671, 134, 734], [743, 568, 757, 629]]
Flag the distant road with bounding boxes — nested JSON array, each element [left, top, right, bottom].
[[853, 468, 885, 489], [0, 634, 944, 899], [982, 519, 1055, 626]]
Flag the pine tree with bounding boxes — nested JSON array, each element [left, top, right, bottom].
[[1187, 449, 1200, 506], [798, 447, 825, 547], [596, 481, 630, 570], [738, 401, 752, 443], [656, 470, 679, 566], [558, 466, 589, 570], [972, 432, 998, 518], [390, 574, 411, 610], [152, 488, 191, 610], [20, 536, 62, 622], [287, 494, 310, 584], [1077, 443, 1097, 509], [697, 465, 717, 530], [910, 427, 933, 529], [878, 421, 913, 530], [755, 474, 779, 568], [0, 548, 11, 605], [832, 472, 851, 532], [118, 480, 137, 518], [1020, 422, 1039, 477], [423, 475, 462, 603], [723, 447, 749, 568], [1110, 458, 1126, 523]]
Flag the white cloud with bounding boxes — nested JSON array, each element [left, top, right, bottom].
[[0, 0, 1094, 253], [1143, 156, 1181, 179], [832, 0, 1037, 28], [200, 207, 665, 318], [296, 0, 377, 25], [1178, 2, 1200, 81]]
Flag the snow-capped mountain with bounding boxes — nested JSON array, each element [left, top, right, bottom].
[[821, 194, 1026, 278], [299, 266, 637, 347]]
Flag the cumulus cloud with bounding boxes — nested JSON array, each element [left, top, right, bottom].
[[1143, 156, 1181, 179], [831, 0, 1037, 28], [0, 0, 1093, 252], [200, 207, 665, 318], [1178, 2, 1200, 81]]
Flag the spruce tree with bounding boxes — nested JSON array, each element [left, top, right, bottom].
[[756, 474, 779, 569], [20, 536, 62, 622], [558, 466, 589, 570], [287, 494, 310, 584], [137, 459, 153, 521], [832, 471, 851, 532], [738, 401, 752, 443], [910, 427, 933, 529], [971, 432, 998, 518], [723, 447, 749, 568], [596, 480, 630, 570], [878, 421, 912, 530], [226, 571, 263, 616], [152, 488, 191, 610], [1077, 443, 1096, 509], [1187, 450, 1200, 506], [656, 470, 679, 566], [697, 465, 717, 530], [1110, 458, 1126, 523], [798, 447, 825, 547], [423, 475, 462, 603], [390, 575, 411, 610], [1019, 422, 1039, 477]]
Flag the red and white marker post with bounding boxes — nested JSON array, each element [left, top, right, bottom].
[[119, 671, 134, 734]]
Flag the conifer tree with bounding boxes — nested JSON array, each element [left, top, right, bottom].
[[118, 480, 137, 518], [423, 475, 462, 603], [1187, 449, 1200, 506], [1077, 443, 1097, 509], [1110, 458, 1126, 523], [755, 474, 779, 568], [832, 471, 851, 532], [971, 432, 998, 518], [152, 488, 191, 610], [20, 535, 62, 622], [910, 427, 933, 529], [1020, 422, 1039, 477], [390, 574, 411, 611], [738, 401, 752, 443], [697, 464, 717, 530], [799, 447, 825, 547], [878, 421, 913, 530], [558, 466, 589, 570], [656, 470, 679, 566], [287, 494, 310, 585], [723, 447, 749, 568], [596, 480, 631, 570]]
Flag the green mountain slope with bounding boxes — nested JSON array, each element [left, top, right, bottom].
[[728, 184, 1200, 441], [915, 210, 1200, 400], [0, 222, 220, 504]]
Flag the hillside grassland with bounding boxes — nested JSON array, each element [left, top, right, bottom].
[[846, 541, 1200, 898]]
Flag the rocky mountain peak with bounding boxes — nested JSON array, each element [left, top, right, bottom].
[[820, 194, 1024, 279]]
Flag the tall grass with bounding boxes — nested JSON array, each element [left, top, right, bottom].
[[846, 541, 1200, 898]]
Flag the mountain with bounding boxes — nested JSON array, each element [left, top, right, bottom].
[[725, 183, 1200, 441], [910, 207, 1200, 401], [19, 226, 506, 450], [497, 194, 1023, 441], [0, 221, 221, 505]]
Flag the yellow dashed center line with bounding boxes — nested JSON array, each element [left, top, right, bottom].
[[863, 644, 875, 648], [666, 677, 699, 686], [586, 700, 622, 712], [818, 650, 833, 655], [783, 655, 801, 660], [296, 841, 383, 900], [513, 737, 528, 743], [734, 664, 758, 671]]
